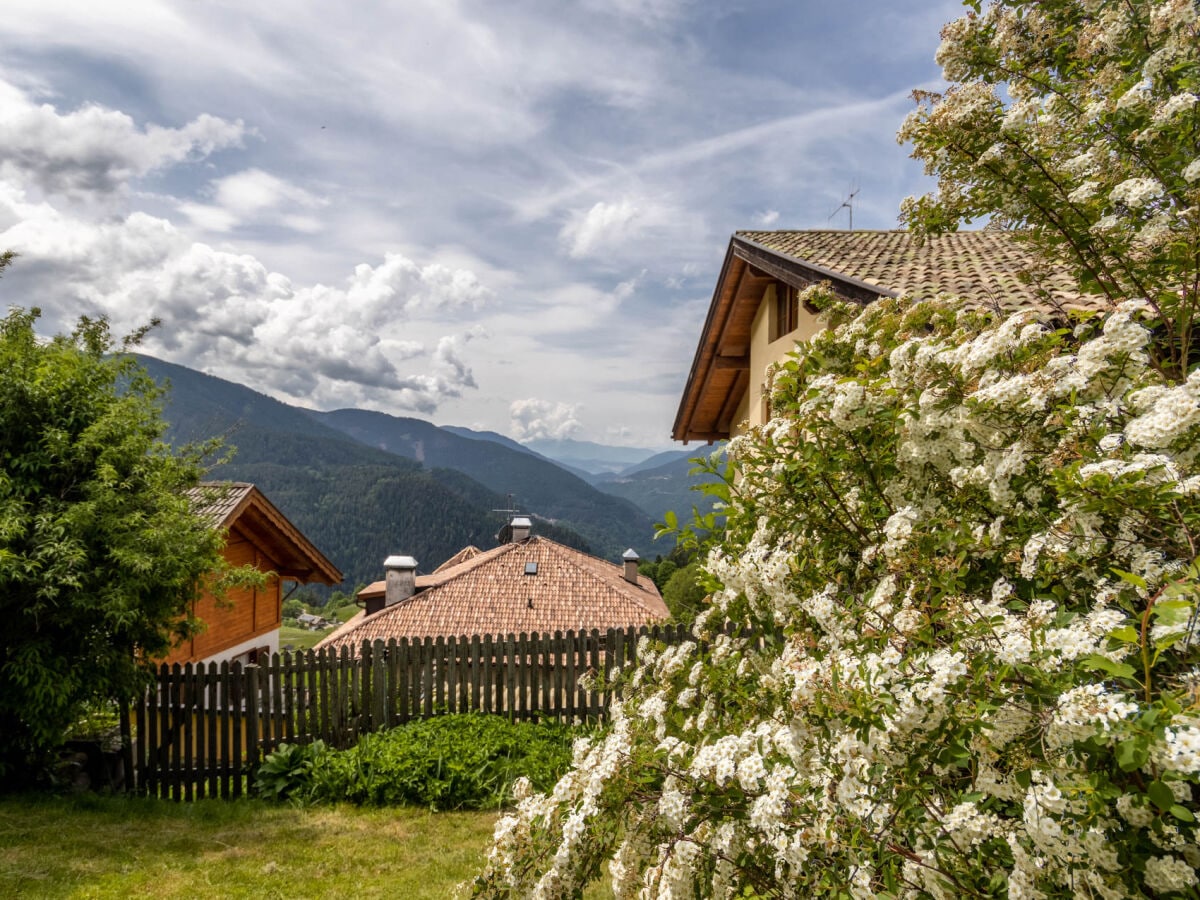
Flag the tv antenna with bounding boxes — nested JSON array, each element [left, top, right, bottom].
[[491, 493, 521, 517], [492, 493, 530, 544], [828, 183, 859, 230]]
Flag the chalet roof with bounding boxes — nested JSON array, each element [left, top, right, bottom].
[[317, 536, 667, 648], [736, 230, 1091, 313], [187, 482, 342, 585], [672, 229, 1103, 443]]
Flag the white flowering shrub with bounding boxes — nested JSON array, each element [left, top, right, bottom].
[[471, 1, 1200, 896], [473, 293, 1200, 899]]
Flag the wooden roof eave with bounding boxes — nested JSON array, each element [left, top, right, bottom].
[[673, 234, 903, 443], [731, 234, 900, 305], [225, 488, 343, 585], [672, 240, 743, 443]]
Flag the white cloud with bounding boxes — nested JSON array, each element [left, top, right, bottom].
[[560, 199, 641, 259], [509, 398, 582, 441], [757, 209, 780, 226], [558, 196, 684, 262], [0, 78, 244, 201], [181, 168, 326, 234], [433, 332, 480, 392], [0, 181, 489, 415], [583, 0, 692, 26]]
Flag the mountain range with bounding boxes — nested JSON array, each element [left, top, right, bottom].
[[136, 356, 720, 591]]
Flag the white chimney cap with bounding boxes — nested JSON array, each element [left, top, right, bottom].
[[622, 548, 639, 561], [511, 516, 532, 528], [383, 555, 418, 570]]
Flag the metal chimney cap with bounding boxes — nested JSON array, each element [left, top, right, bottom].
[[383, 555, 418, 570], [622, 548, 640, 561], [510, 516, 532, 528]]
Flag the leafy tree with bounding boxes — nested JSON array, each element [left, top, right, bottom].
[[474, 3, 1200, 898], [282, 597, 306, 621], [652, 559, 678, 590], [660, 562, 707, 625], [0, 300, 228, 781]]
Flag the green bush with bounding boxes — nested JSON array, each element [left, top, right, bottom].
[[311, 715, 580, 810], [254, 740, 326, 801], [256, 715, 582, 810]]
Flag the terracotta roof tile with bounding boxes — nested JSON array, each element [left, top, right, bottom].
[[736, 230, 1102, 313], [318, 537, 668, 649]]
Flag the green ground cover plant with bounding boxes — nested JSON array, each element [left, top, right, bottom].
[[256, 714, 583, 811]]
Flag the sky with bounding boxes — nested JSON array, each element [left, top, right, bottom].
[[0, 0, 962, 449]]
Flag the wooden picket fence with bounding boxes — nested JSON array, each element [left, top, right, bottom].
[[129, 624, 691, 800]]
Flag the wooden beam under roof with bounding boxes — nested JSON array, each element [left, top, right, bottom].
[[732, 235, 895, 305], [715, 369, 747, 434], [713, 354, 749, 369]]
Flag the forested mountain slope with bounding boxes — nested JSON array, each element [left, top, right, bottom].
[[593, 449, 725, 529], [136, 356, 594, 589], [310, 409, 657, 557]]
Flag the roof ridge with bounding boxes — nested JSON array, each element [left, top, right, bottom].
[[736, 228, 910, 235], [423, 541, 516, 586]]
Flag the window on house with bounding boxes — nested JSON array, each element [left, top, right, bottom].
[[524, 562, 538, 575], [771, 283, 799, 341]]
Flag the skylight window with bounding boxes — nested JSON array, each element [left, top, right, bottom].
[[524, 562, 538, 576]]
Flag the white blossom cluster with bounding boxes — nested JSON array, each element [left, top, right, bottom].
[[473, 289, 1200, 899], [471, 1, 1200, 894]]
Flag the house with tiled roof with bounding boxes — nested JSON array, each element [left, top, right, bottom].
[[673, 230, 1098, 444], [164, 482, 342, 666], [316, 517, 667, 651]]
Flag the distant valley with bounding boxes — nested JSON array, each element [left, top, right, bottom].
[[138, 356, 722, 591]]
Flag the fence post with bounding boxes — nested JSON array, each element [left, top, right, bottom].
[[134, 686, 148, 796], [182, 662, 194, 801], [270, 652, 283, 748], [371, 639, 387, 731], [245, 663, 260, 796]]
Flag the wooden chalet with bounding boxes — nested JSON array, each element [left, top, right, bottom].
[[673, 229, 1094, 444], [163, 482, 342, 666]]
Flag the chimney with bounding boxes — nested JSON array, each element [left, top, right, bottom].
[[509, 516, 532, 543], [622, 548, 640, 585], [379, 554, 418, 613]]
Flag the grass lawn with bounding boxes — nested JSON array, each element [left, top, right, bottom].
[[0, 794, 611, 899], [278, 624, 332, 652]]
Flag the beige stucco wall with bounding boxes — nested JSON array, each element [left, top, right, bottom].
[[733, 283, 823, 435]]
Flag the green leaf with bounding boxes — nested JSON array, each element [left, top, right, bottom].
[[1148, 780, 1175, 812], [1112, 569, 1148, 591], [1109, 625, 1140, 644], [1117, 738, 1150, 772], [1081, 655, 1136, 678], [1150, 600, 1193, 627], [1170, 804, 1195, 823]]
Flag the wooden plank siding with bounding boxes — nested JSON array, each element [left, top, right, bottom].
[[129, 624, 693, 800], [163, 527, 284, 666]]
